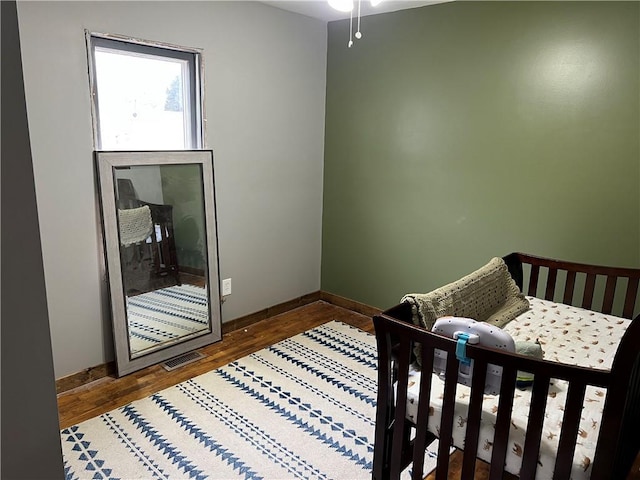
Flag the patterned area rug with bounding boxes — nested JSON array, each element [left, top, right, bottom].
[[61, 321, 440, 479], [127, 284, 210, 356]]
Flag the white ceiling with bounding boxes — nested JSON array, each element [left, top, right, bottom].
[[261, 0, 451, 22]]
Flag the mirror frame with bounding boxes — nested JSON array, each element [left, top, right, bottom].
[[95, 150, 221, 376]]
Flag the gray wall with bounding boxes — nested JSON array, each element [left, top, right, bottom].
[[17, 1, 327, 379], [322, 1, 640, 309], [1, 1, 64, 477]]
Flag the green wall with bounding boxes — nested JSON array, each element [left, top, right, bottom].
[[161, 164, 207, 271], [322, 1, 640, 309]]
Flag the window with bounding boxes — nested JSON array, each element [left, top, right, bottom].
[[88, 34, 203, 150]]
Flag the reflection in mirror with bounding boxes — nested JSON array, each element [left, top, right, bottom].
[[96, 151, 221, 376], [116, 164, 209, 358]]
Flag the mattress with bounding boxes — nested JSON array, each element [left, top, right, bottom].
[[403, 297, 630, 479]]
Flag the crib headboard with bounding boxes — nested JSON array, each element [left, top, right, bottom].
[[503, 252, 640, 319]]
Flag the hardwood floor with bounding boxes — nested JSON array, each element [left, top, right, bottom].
[[57, 300, 374, 430], [57, 300, 639, 479]]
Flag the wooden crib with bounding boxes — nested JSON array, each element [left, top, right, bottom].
[[372, 253, 640, 480]]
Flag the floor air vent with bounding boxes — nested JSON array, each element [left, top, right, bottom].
[[162, 351, 206, 371]]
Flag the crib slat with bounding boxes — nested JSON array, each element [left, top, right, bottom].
[[553, 382, 587, 479], [435, 352, 459, 479], [489, 365, 517, 480], [461, 360, 488, 479], [519, 375, 551, 480], [562, 270, 576, 305], [389, 337, 413, 479], [545, 268, 557, 301], [602, 275, 617, 314], [528, 265, 540, 296], [581, 274, 596, 310], [411, 343, 436, 480], [373, 326, 395, 480], [623, 276, 639, 318], [372, 326, 392, 480]]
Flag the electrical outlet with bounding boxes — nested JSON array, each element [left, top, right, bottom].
[[222, 278, 232, 296]]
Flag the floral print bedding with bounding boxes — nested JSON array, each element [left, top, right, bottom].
[[403, 297, 630, 479]]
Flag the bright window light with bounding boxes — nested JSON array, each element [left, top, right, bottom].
[[89, 35, 203, 150]]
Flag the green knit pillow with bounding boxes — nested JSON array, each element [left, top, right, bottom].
[[515, 340, 543, 388]]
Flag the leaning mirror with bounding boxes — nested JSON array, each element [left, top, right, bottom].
[[96, 150, 221, 376]]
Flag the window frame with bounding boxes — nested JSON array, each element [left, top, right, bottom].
[[86, 31, 205, 151]]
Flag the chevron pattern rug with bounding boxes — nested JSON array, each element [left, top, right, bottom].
[[61, 321, 440, 479]]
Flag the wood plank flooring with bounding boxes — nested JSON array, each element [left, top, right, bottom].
[[57, 300, 638, 479], [57, 301, 373, 430]]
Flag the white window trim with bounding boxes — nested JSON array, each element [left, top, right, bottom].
[[85, 30, 206, 151]]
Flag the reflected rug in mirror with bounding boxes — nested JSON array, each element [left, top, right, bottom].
[[61, 321, 440, 479], [127, 284, 209, 356]]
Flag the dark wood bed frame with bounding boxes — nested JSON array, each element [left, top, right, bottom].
[[372, 252, 640, 480]]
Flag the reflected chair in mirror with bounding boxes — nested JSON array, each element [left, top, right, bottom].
[[117, 184, 181, 296]]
